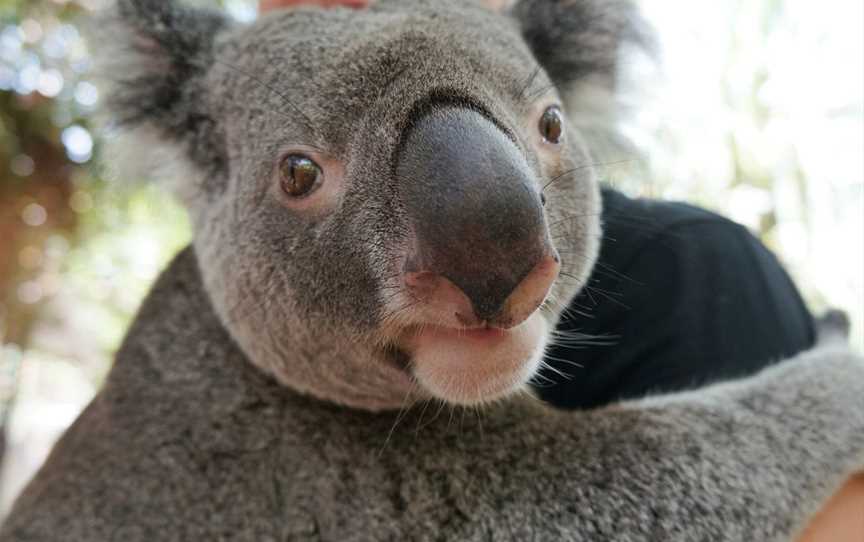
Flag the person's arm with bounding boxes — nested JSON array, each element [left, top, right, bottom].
[[799, 474, 864, 542]]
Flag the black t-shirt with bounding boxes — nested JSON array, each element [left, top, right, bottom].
[[535, 188, 816, 410]]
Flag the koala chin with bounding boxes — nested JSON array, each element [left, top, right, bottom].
[[404, 312, 550, 405]]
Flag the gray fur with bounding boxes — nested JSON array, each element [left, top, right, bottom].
[[3, 249, 863, 541], [103, 0, 605, 410], [3, 1, 864, 540], [511, 0, 652, 91]]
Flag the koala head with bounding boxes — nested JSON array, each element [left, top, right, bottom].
[[102, 0, 644, 410]]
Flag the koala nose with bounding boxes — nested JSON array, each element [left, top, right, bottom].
[[404, 254, 560, 328], [396, 106, 558, 328]]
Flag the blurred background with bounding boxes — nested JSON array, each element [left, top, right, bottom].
[[0, 0, 861, 515]]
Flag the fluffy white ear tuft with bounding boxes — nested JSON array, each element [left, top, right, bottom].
[[97, 124, 207, 210], [90, 0, 231, 194]]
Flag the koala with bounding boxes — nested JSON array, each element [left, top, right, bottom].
[[2, 1, 863, 540]]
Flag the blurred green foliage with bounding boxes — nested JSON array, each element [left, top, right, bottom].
[[0, 0, 197, 439]]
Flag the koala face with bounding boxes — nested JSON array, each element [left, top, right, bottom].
[[105, 0, 644, 410]]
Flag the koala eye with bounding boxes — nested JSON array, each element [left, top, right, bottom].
[[279, 155, 323, 198], [539, 106, 564, 144]]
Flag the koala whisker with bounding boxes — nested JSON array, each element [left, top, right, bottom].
[[377, 288, 407, 306], [545, 293, 594, 321], [413, 397, 435, 437], [416, 397, 449, 433], [552, 275, 590, 292], [515, 65, 543, 102], [542, 158, 644, 193], [524, 82, 559, 102], [527, 378, 557, 390], [376, 300, 422, 346], [529, 367, 559, 388], [541, 166, 590, 193], [567, 302, 598, 320], [537, 360, 574, 381], [213, 59, 321, 140], [550, 328, 617, 343], [593, 261, 639, 284], [580, 285, 629, 310], [549, 333, 616, 349], [542, 355, 585, 370], [377, 379, 419, 457], [379, 270, 407, 284], [546, 338, 597, 350], [447, 401, 458, 432], [580, 283, 601, 307], [549, 232, 617, 250], [472, 401, 485, 441], [579, 282, 624, 298], [377, 64, 412, 100], [377, 273, 409, 293], [546, 212, 604, 231], [379, 297, 419, 326], [555, 252, 637, 285]]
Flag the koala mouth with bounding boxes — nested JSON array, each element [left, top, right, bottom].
[[393, 312, 549, 406]]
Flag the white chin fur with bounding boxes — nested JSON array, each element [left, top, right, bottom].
[[408, 312, 548, 406]]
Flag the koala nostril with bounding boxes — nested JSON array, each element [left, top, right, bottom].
[[541, 193, 547, 206], [405, 271, 481, 327], [403, 252, 560, 330]]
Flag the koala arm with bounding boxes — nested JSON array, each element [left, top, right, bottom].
[[519, 345, 864, 541], [369, 343, 864, 542], [322, 344, 864, 542]]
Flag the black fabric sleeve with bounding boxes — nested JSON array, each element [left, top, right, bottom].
[[535, 188, 817, 410]]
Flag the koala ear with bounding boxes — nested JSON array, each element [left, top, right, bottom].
[[510, 0, 652, 91], [98, 0, 231, 178]]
